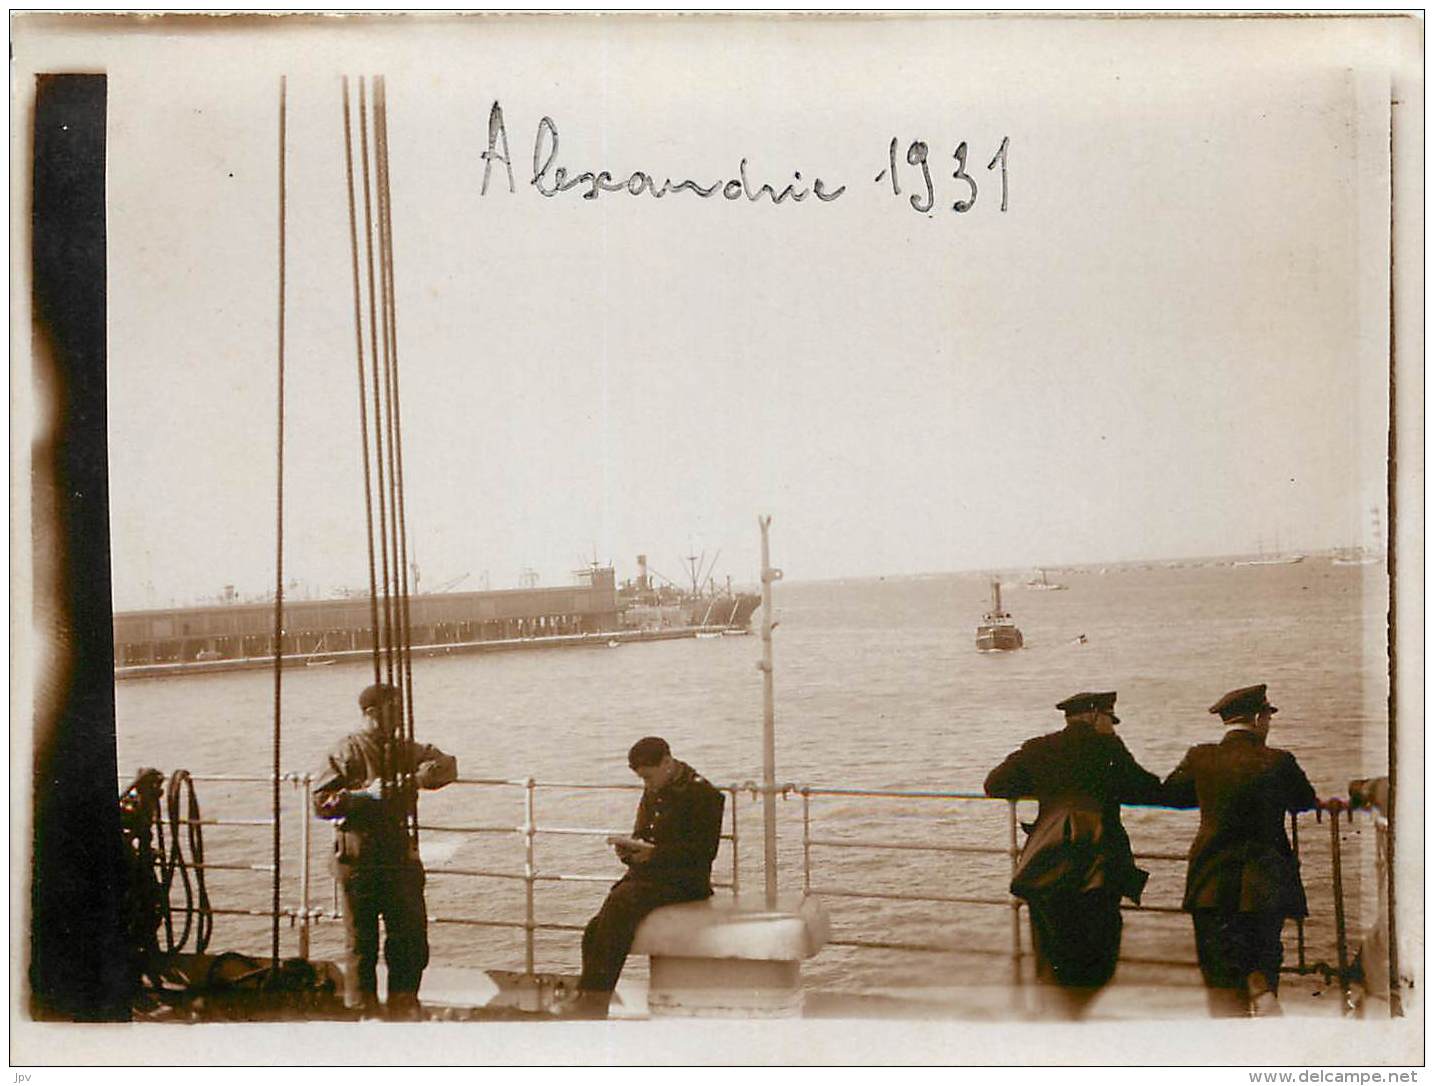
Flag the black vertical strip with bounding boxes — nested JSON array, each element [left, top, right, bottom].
[[30, 73, 130, 1020]]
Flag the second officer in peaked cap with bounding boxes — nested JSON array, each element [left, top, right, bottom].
[[1163, 683, 1318, 1017], [985, 690, 1164, 1019]]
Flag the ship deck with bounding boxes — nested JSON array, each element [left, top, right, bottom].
[[415, 965, 1358, 1022]]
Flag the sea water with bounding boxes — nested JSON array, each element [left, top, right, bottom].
[[114, 560, 1390, 994]]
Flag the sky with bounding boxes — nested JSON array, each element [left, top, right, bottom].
[[14, 15, 1409, 609]]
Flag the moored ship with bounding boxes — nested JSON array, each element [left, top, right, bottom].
[[615, 553, 760, 632]]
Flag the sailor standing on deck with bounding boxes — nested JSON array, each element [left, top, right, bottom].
[[1162, 684, 1317, 1017], [554, 736, 725, 1019], [312, 682, 457, 1019], [984, 691, 1164, 1019]]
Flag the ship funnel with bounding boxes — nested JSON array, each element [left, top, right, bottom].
[[637, 554, 649, 591]]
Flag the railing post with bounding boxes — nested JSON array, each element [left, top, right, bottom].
[[331, 822, 340, 918], [523, 777, 537, 976], [1007, 800, 1022, 988], [1291, 811, 1306, 972], [728, 785, 741, 897], [298, 773, 312, 960], [802, 788, 812, 896], [757, 515, 782, 910], [1328, 806, 1352, 1014]]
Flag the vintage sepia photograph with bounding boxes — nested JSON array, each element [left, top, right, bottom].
[[11, 11, 1423, 1068]]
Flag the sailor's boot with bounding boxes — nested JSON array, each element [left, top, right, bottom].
[[1246, 972, 1282, 1018], [386, 991, 424, 1021], [550, 988, 611, 1019]]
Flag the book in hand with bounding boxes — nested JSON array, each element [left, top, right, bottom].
[[605, 835, 650, 851]]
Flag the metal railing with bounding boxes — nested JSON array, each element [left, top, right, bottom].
[[791, 785, 1366, 1009], [133, 771, 1375, 1012]]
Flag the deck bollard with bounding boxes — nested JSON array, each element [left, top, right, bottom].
[[632, 893, 829, 1017]]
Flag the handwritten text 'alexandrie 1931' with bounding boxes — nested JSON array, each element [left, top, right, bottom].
[[476, 102, 1010, 216]]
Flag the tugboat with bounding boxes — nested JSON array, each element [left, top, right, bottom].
[[976, 579, 1024, 652]]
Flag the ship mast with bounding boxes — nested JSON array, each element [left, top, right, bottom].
[[267, 73, 288, 973]]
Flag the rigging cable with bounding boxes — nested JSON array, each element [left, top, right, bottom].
[[342, 76, 384, 685], [375, 78, 420, 844], [269, 73, 287, 973], [362, 77, 399, 815], [357, 78, 397, 691], [346, 75, 415, 835]]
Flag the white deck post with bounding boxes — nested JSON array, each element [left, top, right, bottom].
[[758, 514, 781, 908]]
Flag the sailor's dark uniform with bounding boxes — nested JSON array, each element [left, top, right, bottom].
[[985, 694, 1163, 1014], [578, 761, 725, 993], [312, 702, 457, 1016], [1163, 687, 1317, 1016]]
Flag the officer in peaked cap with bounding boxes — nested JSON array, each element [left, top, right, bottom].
[[1055, 690, 1121, 720], [1211, 684, 1279, 723], [985, 690, 1164, 1019], [1163, 683, 1318, 1017]]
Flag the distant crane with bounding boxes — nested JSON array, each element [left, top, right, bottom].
[[572, 550, 612, 584], [682, 548, 723, 596], [430, 572, 470, 594]]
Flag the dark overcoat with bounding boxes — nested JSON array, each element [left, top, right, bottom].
[[985, 723, 1164, 903], [1162, 729, 1317, 917], [626, 760, 725, 895]]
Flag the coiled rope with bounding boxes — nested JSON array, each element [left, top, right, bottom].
[[159, 770, 213, 955]]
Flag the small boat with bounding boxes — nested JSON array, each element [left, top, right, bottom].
[[304, 633, 336, 666], [976, 579, 1023, 652], [1235, 535, 1306, 567], [1023, 568, 1068, 591], [1331, 555, 1380, 567], [1234, 554, 1306, 567], [695, 631, 722, 640], [1331, 548, 1380, 567]]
